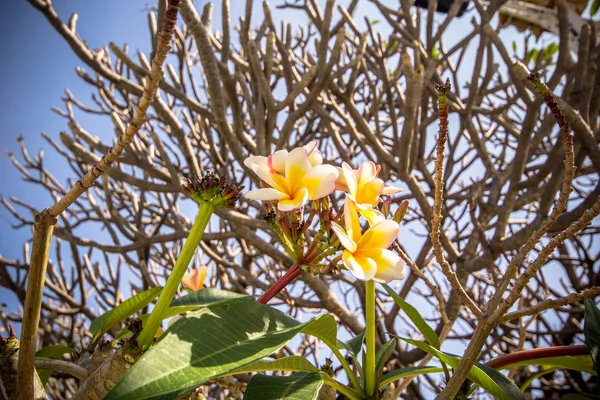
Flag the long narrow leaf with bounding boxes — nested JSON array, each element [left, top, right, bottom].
[[380, 366, 444, 388], [400, 337, 524, 400], [382, 284, 440, 349], [90, 286, 163, 343]]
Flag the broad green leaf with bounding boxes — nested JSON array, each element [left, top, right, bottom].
[[90, 286, 162, 343], [500, 355, 595, 375], [585, 299, 600, 377], [114, 288, 252, 340], [232, 356, 319, 374], [339, 331, 365, 357], [105, 299, 333, 400], [244, 372, 323, 400], [301, 313, 338, 348], [591, 0, 599, 16], [35, 345, 76, 385], [380, 366, 444, 388], [400, 338, 524, 400], [383, 284, 440, 349]]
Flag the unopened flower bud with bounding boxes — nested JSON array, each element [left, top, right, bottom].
[[182, 171, 244, 209], [380, 197, 392, 218], [392, 200, 409, 223]]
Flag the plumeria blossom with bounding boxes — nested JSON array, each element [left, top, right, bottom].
[[332, 200, 406, 283], [244, 142, 338, 211], [335, 161, 402, 225], [181, 266, 207, 291]]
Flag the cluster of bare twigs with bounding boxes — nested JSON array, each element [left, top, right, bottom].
[[1, 0, 600, 398]]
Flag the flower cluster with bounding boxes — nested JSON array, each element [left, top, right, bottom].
[[244, 141, 406, 283]]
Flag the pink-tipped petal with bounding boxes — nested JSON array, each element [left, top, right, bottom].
[[278, 187, 309, 211], [251, 164, 282, 191], [245, 188, 289, 201], [303, 140, 323, 166], [343, 251, 377, 281], [334, 166, 349, 191], [372, 250, 406, 283], [356, 161, 377, 186], [244, 155, 268, 170], [357, 219, 400, 251], [268, 150, 288, 173], [331, 222, 357, 252], [298, 164, 339, 200]]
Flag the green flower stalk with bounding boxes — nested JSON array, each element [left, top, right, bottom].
[[365, 279, 376, 397], [137, 172, 243, 349]]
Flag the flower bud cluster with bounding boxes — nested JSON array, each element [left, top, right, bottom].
[[183, 171, 244, 209]]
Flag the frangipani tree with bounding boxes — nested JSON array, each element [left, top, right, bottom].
[[1, 0, 599, 398]]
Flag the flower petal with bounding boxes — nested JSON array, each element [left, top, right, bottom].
[[344, 199, 362, 243], [341, 162, 357, 196], [331, 222, 357, 252], [356, 178, 384, 206], [334, 166, 349, 191], [278, 187, 309, 211], [181, 266, 207, 291], [356, 161, 377, 186], [251, 164, 283, 191], [298, 164, 339, 200], [285, 147, 312, 186], [268, 150, 288, 173], [245, 188, 289, 201], [244, 155, 268, 170], [303, 141, 323, 166], [371, 249, 406, 283], [342, 251, 377, 281], [359, 207, 386, 226], [356, 219, 400, 251], [382, 185, 402, 195]]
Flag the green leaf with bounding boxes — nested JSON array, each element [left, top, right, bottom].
[[90, 286, 163, 343], [512, 41, 517, 53], [114, 288, 252, 340], [35, 345, 76, 385], [399, 338, 524, 400], [543, 43, 559, 60], [585, 299, 600, 377], [500, 355, 595, 375], [380, 366, 444, 388], [339, 331, 365, 357], [375, 338, 396, 376], [382, 284, 440, 349], [244, 372, 323, 400], [475, 363, 527, 399], [370, 19, 380, 25], [519, 366, 560, 392], [432, 46, 441, 60], [591, 0, 599, 16], [525, 49, 539, 65], [232, 356, 319, 374], [105, 299, 333, 400]]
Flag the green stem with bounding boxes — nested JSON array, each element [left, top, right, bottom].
[[365, 279, 376, 396], [138, 202, 215, 349], [321, 375, 361, 400]]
